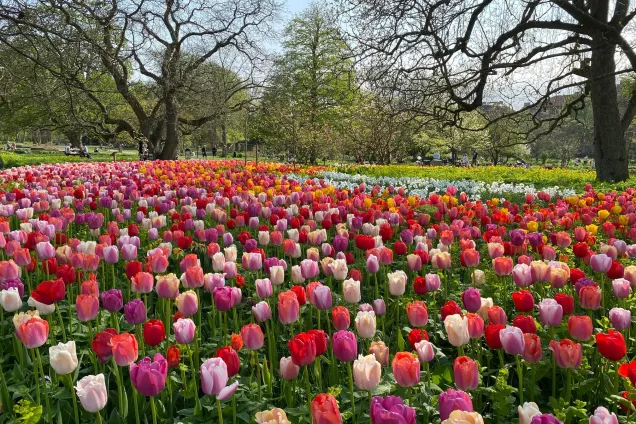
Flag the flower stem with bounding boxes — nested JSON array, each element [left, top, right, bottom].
[[347, 362, 356, 424], [216, 398, 224, 424], [515, 355, 523, 404], [68, 374, 80, 424], [150, 396, 157, 424], [304, 366, 312, 423], [55, 303, 67, 343], [35, 348, 51, 422]]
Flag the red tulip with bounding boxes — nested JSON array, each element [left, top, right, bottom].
[[392, 352, 421, 387], [619, 361, 636, 387], [92, 328, 118, 363], [288, 332, 317, 366], [596, 330, 627, 361], [331, 306, 350, 331], [512, 315, 536, 334], [487, 306, 507, 325], [453, 356, 479, 391], [167, 345, 180, 368], [144, 319, 166, 347], [291, 285, 306, 306], [308, 329, 329, 356], [554, 293, 574, 315], [216, 346, 240, 377], [231, 333, 243, 351], [511, 290, 534, 312], [484, 324, 504, 349], [413, 276, 427, 295], [608, 260, 625, 279], [549, 339, 582, 368], [441, 301, 462, 322], [31, 279, 66, 305]]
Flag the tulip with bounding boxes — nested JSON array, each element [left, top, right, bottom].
[[513, 264, 533, 287], [155, 273, 180, 299], [278, 290, 300, 324], [369, 341, 389, 367], [460, 249, 480, 268], [493, 257, 513, 276], [131, 272, 154, 294], [612, 278, 631, 298], [499, 325, 525, 355], [590, 254, 612, 273], [252, 301, 271, 322], [406, 254, 422, 271], [366, 255, 380, 273], [75, 374, 108, 413], [512, 290, 535, 312], [471, 269, 485, 286], [406, 301, 428, 328], [522, 334, 542, 363], [355, 311, 376, 339], [214, 287, 235, 312], [279, 356, 300, 380], [538, 299, 563, 327], [311, 393, 342, 424], [256, 279, 273, 298], [353, 354, 381, 391], [567, 315, 593, 341], [589, 407, 618, 424], [579, 286, 601, 310], [425, 273, 441, 291], [518, 402, 541, 424], [461, 288, 481, 313], [124, 299, 146, 325], [453, 356, 479, 391], [312, 285, 332, 310], [130, 353, 168, 396], [255, 408, 291, 424], [288, 332, 316, 366], [392, 352, 420, 387], [439, 388, 474, 420], [372, 299, 386, 316], [370, 396, 416, 424], [0, 287, 22, 312], [488, 306, 507, 325], [331, 306, 350, 331], [609, 307, 631, 330], [531, 414, 563, 424], [549, 339, 582, 368], [466, 313, 484, 338], [442, 411, 484, 424], [173, 318, 196, 344], [387, 270, 407, 296], [445, 314, 470, 347], [200, 357, 229, 395], [415, 339, 435, 363], [596, 330, 627, 361], [19, 316, 49, 348], [49, 341, 79, 375], [343, 279, 361, 303], [111, 333, 139, 366], [241, 324, 265, 351], [332, 331, 358, 362], [101, 289, 123, 312], [175, 290, 199, 317], [329, 258, 348, 280]]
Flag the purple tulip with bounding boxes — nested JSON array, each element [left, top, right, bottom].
[[370, 396, 416, 424], [130, 353, 168, 397], [1, 279, 24, 298], [366, 255, 380, 273], [438, 388, 473, 420], [461, 288, 481, 313], [101, 289, 123, 312], [373, 299, 386, 316], [124, 299, 147, 325], [252, 301, 271, 322], [609, 307, 631, 330], [530, 414, 563, 424], [332, 331, 358, 362], [213, 287, 234, 312]]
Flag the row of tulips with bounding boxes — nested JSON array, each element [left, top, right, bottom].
[[0, 160, 634, 424]]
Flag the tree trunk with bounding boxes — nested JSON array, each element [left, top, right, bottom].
[[590, 39, 629, 181], [66, 130, 81, 148], [158, 94, 179, 160]]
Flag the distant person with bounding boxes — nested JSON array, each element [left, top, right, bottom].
[[433, 152, 441, 160], [138, 140, 144, 159], [232, 151, 236, 158], [202, 146, 207, 158], [462, 154, 469, 166], [472, 151, 478, 166], [65, 144, 71, 155], [82, 144, 91, 158], [212, 146, 217, 157]]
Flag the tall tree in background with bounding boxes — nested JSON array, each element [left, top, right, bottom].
[[253, 4, 358, 163], [343, 0, 636, 181], [0, 0, 278, 158]]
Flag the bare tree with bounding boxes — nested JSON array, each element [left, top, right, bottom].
[[0, 0, 280, 158], [341, 0, 636, 181]]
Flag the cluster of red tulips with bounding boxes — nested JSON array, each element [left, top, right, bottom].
[[0, 160, 634, 424]]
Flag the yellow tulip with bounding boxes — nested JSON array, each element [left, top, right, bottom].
[[619, 215, 629, 226], [611, 205, 622, 215], [586, 224, 598, 235], [526, 221, 538, 232], [597, 210, 610, 221]]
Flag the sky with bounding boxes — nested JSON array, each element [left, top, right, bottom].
[[285, 0, 312, 15]]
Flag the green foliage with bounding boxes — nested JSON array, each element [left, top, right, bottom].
[[10, 400, 43, 424]]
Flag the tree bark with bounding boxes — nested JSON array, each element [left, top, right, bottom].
[[590, 39, 629, 182], [158, 94, 179, 160]]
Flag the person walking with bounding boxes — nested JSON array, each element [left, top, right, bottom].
[[202, 146, 207, 158]]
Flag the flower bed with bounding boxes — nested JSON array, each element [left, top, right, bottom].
[[0, 160, 634, 424]]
